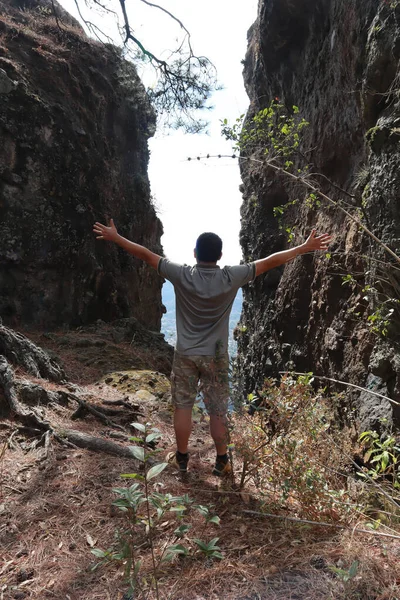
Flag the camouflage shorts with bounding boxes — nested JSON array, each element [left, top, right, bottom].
[[171, 352, 230, 416]]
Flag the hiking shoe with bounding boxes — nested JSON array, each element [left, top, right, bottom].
[[212, 455, 232, 477], [167, 451, 189, 473]]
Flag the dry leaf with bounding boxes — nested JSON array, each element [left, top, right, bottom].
[[86, 533, 96, 547], [267, 565, 279, 575], [160, 521, 170, 528], [240, 491, 250, 504], [19, 579, 35, 587]]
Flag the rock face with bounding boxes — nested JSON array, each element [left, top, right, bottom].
[[238, 0, 400, 430], [0, 0, 163, 330]]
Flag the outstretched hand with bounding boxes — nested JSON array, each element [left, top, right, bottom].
[[303, 229, 332, 252], [93, 219, 119, 242]]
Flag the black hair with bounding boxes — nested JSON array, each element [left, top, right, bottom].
[[195, 232, 223, 262]]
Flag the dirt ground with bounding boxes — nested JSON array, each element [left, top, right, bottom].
[[1, 330, 400, 600]]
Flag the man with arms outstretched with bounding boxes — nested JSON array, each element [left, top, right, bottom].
[[93, 219, 330, 475]]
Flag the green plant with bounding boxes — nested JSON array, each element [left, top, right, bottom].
[[272, 198, 298, 232], [367, 300, 399, 337], [221, 105, 400, 266], [359, 430, 400, 487], [342, 274, 400, 342], [221, 101, 309, 165], [304, 192, 321, 209], [92, 422, 222, 598], [329, 560, 359, 583], [193, 537, 223, 559]]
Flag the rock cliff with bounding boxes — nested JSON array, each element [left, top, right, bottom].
[[238, 0, 400, 430], [0, 0, 163, 330]]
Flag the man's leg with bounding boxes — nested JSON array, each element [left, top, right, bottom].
[[200, 354, 231, 475], [169, 353, 198, 471], [174, 407, 193, 453], [209, 413, 229, 455]]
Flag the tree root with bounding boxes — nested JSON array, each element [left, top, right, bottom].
[[67, 392, 126, 429], [0, 356, 53, 431], [102, 398, 140, 411], [57, 429, 136, 458], [0, 356, 137, 459], [0, 325, 65, 382]]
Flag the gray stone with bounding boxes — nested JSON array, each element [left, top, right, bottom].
[[0, 68, 15, 94], [358, 374, 393, 433], [369, 347, 394, 379], [134, 389, 156, 403]]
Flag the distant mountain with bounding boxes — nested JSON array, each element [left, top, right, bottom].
[[161, 280, 243, 357]]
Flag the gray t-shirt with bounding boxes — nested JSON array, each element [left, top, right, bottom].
[[158, 259, 256, 356]]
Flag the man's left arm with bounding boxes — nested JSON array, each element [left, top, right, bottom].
[[254, 229, 331, 277]]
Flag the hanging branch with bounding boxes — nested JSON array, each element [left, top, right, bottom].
[[279, 372, 400, 407], [139, 0, 193, 54], [242, 510, 400, 540], [185, 153, 400, 265], [63, 0, 218, 131], [72, 0, 115, 44]]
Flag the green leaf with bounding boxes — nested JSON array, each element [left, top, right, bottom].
[[91, 548, 108, 558], [381, 452, 389, 470], [170, 505, 187, 513], [146, 462, 168, 481], [193, 539, 208, 551], [174, 524, 191, 538], [348, 560, 359, 578], [146, 432, 161, 444], [162, 544, 189, 561], [131, 422, 146, 433], [120, 473, 145, 481], [330, 566, 348, 577], [129, 446, 145, 462], [167, 544, 188, 554], [359, 431, 375, 442], [113, 485, 136, 494], [363, 450, 373, 462], [209, 550, 223, 559], [112, 499, 130, 507], [196, 505, 209, 517], [208, 515, 220, 525]]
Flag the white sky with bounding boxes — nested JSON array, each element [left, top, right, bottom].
[[58, 0, 258, 264]]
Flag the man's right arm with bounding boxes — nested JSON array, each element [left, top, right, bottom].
[[93, 219, 161, 270]]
